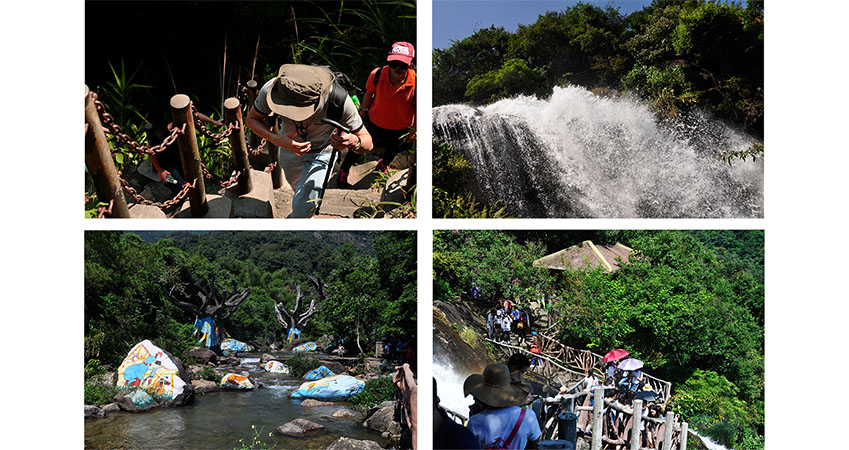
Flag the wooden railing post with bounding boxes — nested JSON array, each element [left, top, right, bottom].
[[84, 85, 130, 218], [224, 97, 253, 195], [592, 387, 604, 450], [661, 410, 675, 450], [679, 422, 688, 450], [630, 399, 643, 450], [169, 94, 208, 216]]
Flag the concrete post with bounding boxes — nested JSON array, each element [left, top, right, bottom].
[[169, 94, 208, 216], [630, 400, 643, 450], [679, 422, 688, 450], [84, 85, 130, 218], [224, 97, 253, 195]]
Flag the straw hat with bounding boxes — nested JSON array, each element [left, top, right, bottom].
[[463, 363, 528, 408], [266, 64, 334, 121]]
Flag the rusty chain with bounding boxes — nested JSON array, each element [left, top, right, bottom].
[[96, 199, 114, 219], [93, 93, 184, 155], [91, 93, 278, 208], [118, 171, 197, 209]]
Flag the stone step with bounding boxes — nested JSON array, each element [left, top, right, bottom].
[[225, 169, 276, 218], [175, 193, 233, 218]]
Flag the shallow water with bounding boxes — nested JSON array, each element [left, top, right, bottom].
[[85, 355, 383, 449]]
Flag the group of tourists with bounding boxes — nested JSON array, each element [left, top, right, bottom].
[[487, 302, 533, 346]]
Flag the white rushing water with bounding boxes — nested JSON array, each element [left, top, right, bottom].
[[433, 86, 763, 218], [433, 356, 474, 418]]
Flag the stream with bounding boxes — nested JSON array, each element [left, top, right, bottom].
[[84, 355, 383, 449]]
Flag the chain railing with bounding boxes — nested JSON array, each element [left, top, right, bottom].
[[85, 85, 280, 217]]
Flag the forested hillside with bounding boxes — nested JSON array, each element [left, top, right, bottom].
[[434, 0, 763, 137], [85, 231, 416, 369]]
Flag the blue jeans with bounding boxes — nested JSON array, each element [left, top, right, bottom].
[[279, 146, 333, 218]]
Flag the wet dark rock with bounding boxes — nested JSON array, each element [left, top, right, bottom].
[[319, 361, 347, 374], [185, 347, 218, 365], [85, 405, 104, 418], [276, 418, 324, 436], [218, 355, 240, 366], [362, 400, 401, 441], [324, 437, 384, 450]]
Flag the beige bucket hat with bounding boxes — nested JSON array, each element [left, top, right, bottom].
[[266, 64, 334, 121]]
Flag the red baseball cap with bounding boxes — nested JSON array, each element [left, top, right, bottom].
[[387, 42, 415, 65]]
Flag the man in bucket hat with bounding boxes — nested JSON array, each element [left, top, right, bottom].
[[463, 363, 542, 449], [246, 64, 373, 217]]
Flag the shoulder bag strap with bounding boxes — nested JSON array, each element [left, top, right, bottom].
[[503, 408, 527, 447]]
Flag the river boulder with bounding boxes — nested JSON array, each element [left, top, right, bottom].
[[276, 418, 324, 436], [362, 400, 401, 441], [116, 340, 193, 406], [324, 437, 383, 450], [290, 375, 364, 399], [293, 342, 318, 353], [84, 405, 104, 418], [191, 379, 219, 393], [185, 347, 218, 365], [304, 365, 335, 380], [114, 388, 156, 412], [319, 360, 347, 374], [260, 353, 278, 364], [220, 373, 255, 390], [264, 360, 289, 374], [220, 337, 254, 353]]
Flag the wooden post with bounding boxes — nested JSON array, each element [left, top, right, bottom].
[[169, 94, 208, 216], [592, 387, 604, 450], [224, 97, 253, 195], [630, 400, 643, 450], [84, 85, 130, 218], [245, 80, 259, 106], [662, 411, 674, 450], [679, 422, 688, 450]]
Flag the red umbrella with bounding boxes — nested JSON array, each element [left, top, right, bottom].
[[602, 349, 629, 363]]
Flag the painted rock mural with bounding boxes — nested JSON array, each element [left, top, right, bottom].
[[293, 342, 317, 353], [304, 365, 335, 380], [290, 375, 364, 399], [220, 337, 255, 353], [220, 373, 255, 390], [264, 361, 289, 374], [117, 340, 188, 401]]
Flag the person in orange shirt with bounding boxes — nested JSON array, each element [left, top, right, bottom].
[[337, 41, 416, 188]]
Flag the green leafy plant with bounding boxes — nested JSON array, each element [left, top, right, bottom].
[[236, 425, 275, 450], [348, 375, 396, 410], [84, 380, 120, 406], [284, 353, 320, 378], [718, 143, 763, 166], [198, 367, 219, 382]]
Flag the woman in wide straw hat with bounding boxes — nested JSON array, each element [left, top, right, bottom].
[[463, 363, 541, 449]]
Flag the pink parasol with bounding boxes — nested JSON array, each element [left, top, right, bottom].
[[601, 348, 630, 363]]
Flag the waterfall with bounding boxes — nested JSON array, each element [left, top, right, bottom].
[[691, 430, 733, 450], [433, 355, 474, 418], [433, 86, 763, 218]]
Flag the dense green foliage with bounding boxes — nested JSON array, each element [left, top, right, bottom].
[[283, 353, 321, 379], [85, 231, 416, 368], [432, 141, 506, 218], [433, 229, 764, 446], [348, 376, 397, 410], [434, 0, 763, 136]]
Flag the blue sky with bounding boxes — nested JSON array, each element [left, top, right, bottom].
[[433, 1, 655, 49]]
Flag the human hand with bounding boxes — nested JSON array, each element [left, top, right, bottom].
[[275, 133, 311, 156], [330, 129, 358, 152]]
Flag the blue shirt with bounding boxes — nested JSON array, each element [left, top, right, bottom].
[[467, 405, 541, 450]]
